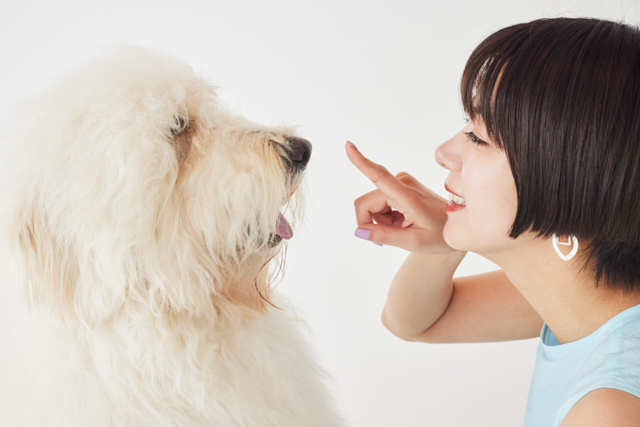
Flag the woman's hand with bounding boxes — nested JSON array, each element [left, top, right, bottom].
[[346, 141, 454, 254]]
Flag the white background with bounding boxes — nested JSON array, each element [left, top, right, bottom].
[[1, 1, 638, 426]]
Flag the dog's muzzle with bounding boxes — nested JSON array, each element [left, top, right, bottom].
[[265, 137, 312, 248]]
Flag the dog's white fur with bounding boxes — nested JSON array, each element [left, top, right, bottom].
[[0, 47, 345, 426]]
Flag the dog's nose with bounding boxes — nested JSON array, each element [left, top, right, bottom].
[[287, 137, 312, 170]]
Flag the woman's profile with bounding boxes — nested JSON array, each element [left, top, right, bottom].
[[347, 17, 640, 426]]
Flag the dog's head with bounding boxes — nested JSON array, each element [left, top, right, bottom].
[[6, 47, 309, 327]]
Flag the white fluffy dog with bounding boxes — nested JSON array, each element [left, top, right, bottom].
[[0, 47, 345, 427]]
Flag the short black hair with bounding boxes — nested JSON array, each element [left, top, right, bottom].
[[461, 17, 640, 294]]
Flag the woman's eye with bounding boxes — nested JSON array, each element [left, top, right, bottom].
[[464, 131, 487, 146]]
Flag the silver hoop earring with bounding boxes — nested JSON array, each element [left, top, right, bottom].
[[552, 234, 579, 261]]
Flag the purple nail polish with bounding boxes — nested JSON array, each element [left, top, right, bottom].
[[354, 228, 370, 239], [348, 141, 358, 150]]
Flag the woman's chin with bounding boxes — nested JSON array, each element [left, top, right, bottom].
[[442, 226, 466, 252]]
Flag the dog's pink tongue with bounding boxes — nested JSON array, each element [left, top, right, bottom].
[[276, 212, 293, 240]]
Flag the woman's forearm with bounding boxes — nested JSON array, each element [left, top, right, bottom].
[[382, 250, 467, 341]]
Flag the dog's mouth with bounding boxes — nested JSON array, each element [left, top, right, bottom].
[[269, 206, 293, 247], [264, 209, 292, 247], [276, 211, 293, 240]]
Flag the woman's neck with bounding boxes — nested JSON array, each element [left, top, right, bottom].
[[486, 234, 640, 345]]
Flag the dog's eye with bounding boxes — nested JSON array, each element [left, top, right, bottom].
[[170, 117, 187, 137]]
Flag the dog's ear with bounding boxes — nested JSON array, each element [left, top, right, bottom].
[[169, 117, 194, 164], [9, 204, 78, 325], [10, 202, 130, 328]]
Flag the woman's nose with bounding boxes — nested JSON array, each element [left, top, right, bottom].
[[434, 139, 462, 171]]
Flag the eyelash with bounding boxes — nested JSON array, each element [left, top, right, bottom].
[[464, 131, 487, 146]]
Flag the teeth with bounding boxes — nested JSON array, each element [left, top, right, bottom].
[[449, 192, 466, 206]]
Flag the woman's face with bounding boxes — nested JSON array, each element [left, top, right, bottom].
[[434, 120, 519, 255]]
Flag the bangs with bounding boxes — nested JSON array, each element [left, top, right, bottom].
[[460, 18, 612, 153], [460, 27, 517, 152]]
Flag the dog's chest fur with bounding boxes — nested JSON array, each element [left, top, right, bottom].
[[6, 303, 343, 427]]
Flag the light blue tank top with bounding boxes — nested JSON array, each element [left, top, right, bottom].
[[524, 303, 640, 426]]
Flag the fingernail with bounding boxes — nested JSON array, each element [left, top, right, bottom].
[[355, 228, 382, 246], [347, 141, 358, 150], [355, 228, 370, 239]]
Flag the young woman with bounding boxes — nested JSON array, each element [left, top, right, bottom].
[[346, 18, 640, 426]]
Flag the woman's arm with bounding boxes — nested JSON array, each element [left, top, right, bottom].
[[381, 250, 465, 340], [386, 264, 543, 343]]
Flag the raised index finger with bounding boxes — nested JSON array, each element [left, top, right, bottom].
[[345, 141, 413, 213]]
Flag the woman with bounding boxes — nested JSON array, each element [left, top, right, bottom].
[[346, 18, 640, 426]]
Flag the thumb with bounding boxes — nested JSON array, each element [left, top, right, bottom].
[[354, 224, 418, 250]]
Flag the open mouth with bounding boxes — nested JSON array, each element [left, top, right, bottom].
[[255, 208, 293, 248], [276, 211, 293, 240], [266, 208, 293, 247], [273, 170, 303, 243]]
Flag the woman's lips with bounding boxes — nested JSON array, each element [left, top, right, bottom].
[[444, 183, 465, 212], [445, 200, 466, 212]]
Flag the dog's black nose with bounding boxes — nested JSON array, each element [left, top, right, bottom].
[[287, 137, 312, 170]]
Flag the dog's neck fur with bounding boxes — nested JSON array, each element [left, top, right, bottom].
[[218, 250, 279, 313]]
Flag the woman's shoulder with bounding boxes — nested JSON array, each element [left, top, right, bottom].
[[556, 314, 640, 427], [560, 387, 640, 427]]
